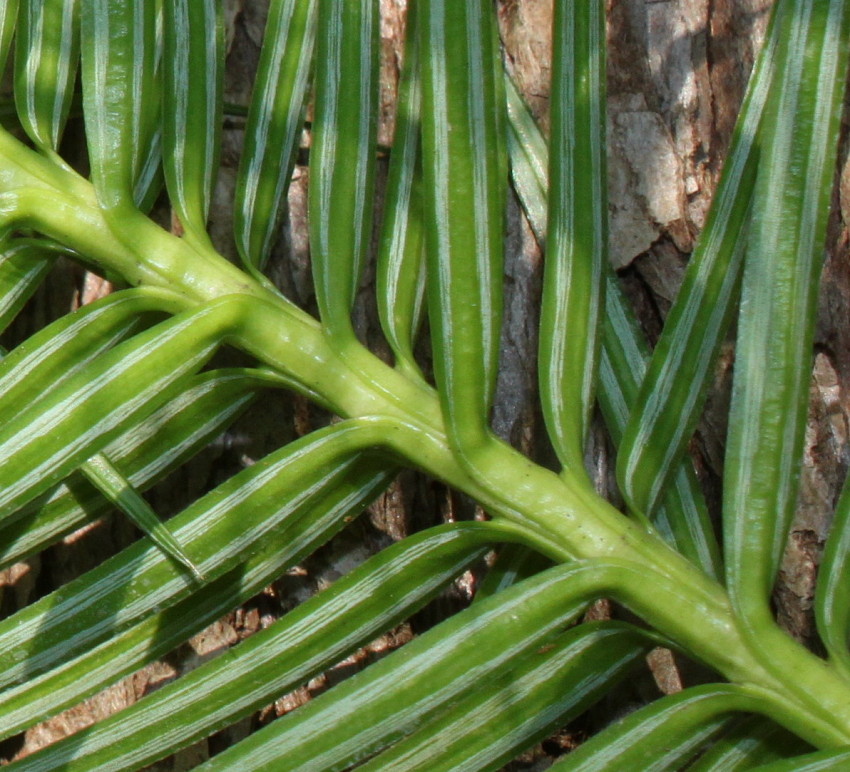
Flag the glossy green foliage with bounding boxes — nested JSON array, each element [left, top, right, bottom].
[[0, 0, 849, 769], [0, 0, 18, 71], [375, 7, 426, 381], [16, 524, 499, 771], [14, 0, 80, 154], [816, 475, 850, 677], [80, 0, 160, 210], [0, 296, 250, 518], [234, 0, 316, 272], [310, 0, 378, 341], [688, 716, 810, 771], [751, 748, 850, 771], [723, 0, 850, 635], [356, 622, 649, 772], [0, 241, 57, 332], [505, 73, 723, 579], [193, 561, 640, 771], [612, 5, 774, 521], [538, 0, 606, 477], [0, 368, 267, 567], [161, 0, 223, 247], [419, 0, 506, 455], [548, 685, 759, 771], [80, 451, 204, 580]]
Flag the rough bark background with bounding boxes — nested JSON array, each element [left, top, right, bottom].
[[2, 0, 848, 768]]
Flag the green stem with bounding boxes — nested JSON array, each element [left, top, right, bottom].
[[2, 128, 850, 749]]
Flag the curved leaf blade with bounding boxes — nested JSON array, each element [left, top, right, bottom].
[[0, 240, 57, 335], [505, 76, 547, 245], [750, 748, 850, 771], [689, 714, 812, 771], [0, 419, 395, 694], [234, 0, 317, 272], [0, 368, 264, 568], [0, 459, 393, 756], [375, 4, 427, 381], [357, 622, 650, 772], [723, 0, 850, 627], [473, 542, 552, 602], [161, 0, 224, 245], [0, 0, 17, 73], [418, 0, 506, 456], [0, 287, 179, 428], [10, 523, 500, 771], [598, 275, 722, 575], [0, 295, 250, 519], [192, 561, 631, 771], [538, 0, 607, 477], [614, 0, 775, 517], [309, 0, 378, 341], [548, 685, 757, 772], [80, 0, 159, 210], [505, 75, 721, 577], [815, 474, 850, 675], [14, 0, 81, 154]]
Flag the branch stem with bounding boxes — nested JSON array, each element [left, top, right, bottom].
[[3, 127, 850, 749]]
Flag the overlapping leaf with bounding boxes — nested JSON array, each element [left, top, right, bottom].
[[357, 622, 649, 772], [0, 0, 17, 71], [0, 368, 266, 568], [473, 542, 552, 602], [723, 0, 850, 631], [192, 560, 623, 771], [816, 472, 850, 676], [0, 288, 174, 419], [598, 276, 721, 574], [612, 1, 777, 519], [688, 715, 811, 771], [0, 419, 398, 699], [0, 240, 58, 335], [14, 0, 80, 155], [547, 685, 757, 771], [505, 77, 547, 243], [504, 74, 721, 577], [0, 456, 394, 761], [0, 296, 246, 518], [9, 523, 500, 771], [751, 748, 850, 771], [0, 1, 848, 769], [80, 452, 203, 580]]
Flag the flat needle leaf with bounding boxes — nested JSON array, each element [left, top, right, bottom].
[[375, 5, 427, 381], [81, 452, 203, 581], [14, 0, 81, 155], [161, 0, 224, 247], [310, 0, 379, 342], [81, 0, 159, 213], [0, 0, 17, 72], [419, 0, 506, 456], [723, 0, 850, 628], [613, 2, 777, 519], [539, 0, 607, 479], [235, 0, 317, 273]]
